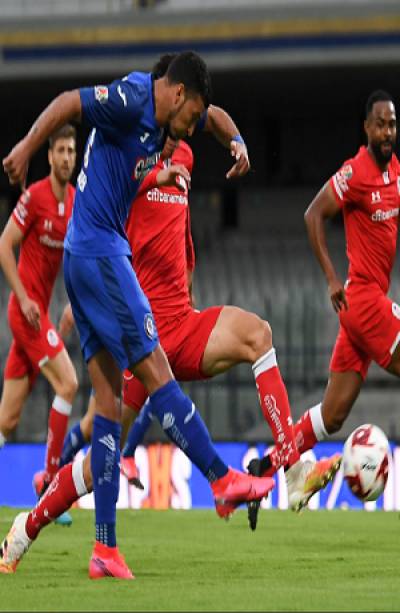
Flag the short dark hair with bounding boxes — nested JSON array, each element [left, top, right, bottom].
[[365, 90, 394, 118], [49, 124, 76, 149], [152, 53, 177, 79], [166, 51, 212, 108]]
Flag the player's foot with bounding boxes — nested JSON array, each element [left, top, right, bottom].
[[0, 512, 32, 574], [211, 468, 274, 520], [55, 511, 73, 527], [89, 542, 135, 580], [32, 469, 48, 499], [286, 454, 342, 512], [120, 456, 144, 490], [246, 458, 262, 531]]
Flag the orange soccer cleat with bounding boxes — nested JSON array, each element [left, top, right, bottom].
[[287, 453, 342, 512]]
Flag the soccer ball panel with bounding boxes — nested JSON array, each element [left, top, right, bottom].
[[342, 424, 389, 502]]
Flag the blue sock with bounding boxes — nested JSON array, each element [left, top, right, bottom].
[[60, 422, 86, 467], [91, 414, 121, 548], [122, 399, 153, 458], [149, 381, 228, 482]]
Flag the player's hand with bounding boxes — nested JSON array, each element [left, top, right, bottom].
[[20, 296, 41, 330], [226, 140, 250, 179], [156, 164, 191, 191], [328, 278, 348, 313], [3, 139, 30, 190]]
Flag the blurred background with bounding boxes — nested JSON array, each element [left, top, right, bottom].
[[1, 0, 400, 445]]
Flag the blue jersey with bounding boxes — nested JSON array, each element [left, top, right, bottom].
[[65, 72, 166, 257]]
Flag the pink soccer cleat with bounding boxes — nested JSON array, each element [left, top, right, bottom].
[[211, 468, 275, 519], [89, 542, 135, 580], [120, 456, 144, 490]]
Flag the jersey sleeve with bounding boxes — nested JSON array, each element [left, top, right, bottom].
[[79, 78, 145, 134], [185, 206, 195, 272], [11, 189, 36, 235], [330, 162, 362, 207]]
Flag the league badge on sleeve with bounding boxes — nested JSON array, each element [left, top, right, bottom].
[[144, 313, 156, 339], [94, 86, 109, 104]]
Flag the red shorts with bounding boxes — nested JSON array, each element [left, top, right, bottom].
[[330, 281, 400, 380], [4, 302, 64, 388], [123, 305, 223, 411]]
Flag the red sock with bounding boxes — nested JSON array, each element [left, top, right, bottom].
[[253, 348, 300, 468], [44, 397, 72, 483], [26, 464, 78, 540], [294, 409, 318, 453], [262, 407, 322, 476]]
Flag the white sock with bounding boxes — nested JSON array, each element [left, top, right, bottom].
[[0, 431, 6, 448], [309, 403, 328, 441], [72, 457, 89, 497]]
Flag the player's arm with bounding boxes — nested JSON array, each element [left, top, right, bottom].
[[304, 182, 348, 313], [58, 303, 75, 340], [203, 105, 250, 179], [0, 217, 41, 329], [3, 91, 81, 188], [185, 207, 196, 308]]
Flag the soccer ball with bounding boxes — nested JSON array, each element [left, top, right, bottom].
[[342, 424, 389, 502]]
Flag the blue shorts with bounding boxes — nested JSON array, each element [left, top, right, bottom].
[[64, 252, 158, 370]]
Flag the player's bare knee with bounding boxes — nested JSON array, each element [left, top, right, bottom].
[[55, 372, 78, 404], [245, 317, 272, 362]]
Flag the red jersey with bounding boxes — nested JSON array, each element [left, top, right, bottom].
[[126, 141, 195, 318], [10, 177, 75, 312], [330, 146, 400, 294]]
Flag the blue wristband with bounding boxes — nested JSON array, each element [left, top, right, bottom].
[[232, 134, 245, 145]]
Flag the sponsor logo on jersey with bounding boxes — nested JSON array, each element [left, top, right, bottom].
[[371, 207, 399, 222], [140, 132, 150, 143], [94, 85, 109, 104], [371, 191, 382, 204], [39, 234, 64, 249], [146, 188, 188, 206], [58, 202, 65, 216], [134, 152, 161, 181], [144, 313, 155, 339], [46, 328, 59, 347], [383, 171, 390, 185], [44, 219, 52, 231]]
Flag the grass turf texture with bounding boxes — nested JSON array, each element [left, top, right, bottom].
[[0, 508, 399, 611]]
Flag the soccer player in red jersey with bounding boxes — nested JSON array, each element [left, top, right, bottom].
[[248, 89, 400, 528], [0, 125, 78, 513]]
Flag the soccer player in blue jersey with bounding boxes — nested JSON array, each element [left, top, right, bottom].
[[1, 51, 274, 579]]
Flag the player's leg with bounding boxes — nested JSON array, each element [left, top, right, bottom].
[[202, 306, 302, 469], [60, 392, 96, 467], [120, 374, 148, 488], [0, 377, 30, 446], [253, 324, 367, 475], [39, 347, 78, 485], [0, 451, 91, 574], [0, 341, 33, 448]]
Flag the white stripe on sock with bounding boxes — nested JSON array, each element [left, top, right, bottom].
[[53, 395, 72, 416], [72, 457, 88, 497], [252, 348, 277, 379], [309, 403, 328, 441]]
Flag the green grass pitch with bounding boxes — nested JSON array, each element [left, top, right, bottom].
[[0, 507, 399, 611]]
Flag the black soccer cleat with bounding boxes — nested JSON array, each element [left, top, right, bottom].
[[247, 458, 263, 532]]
